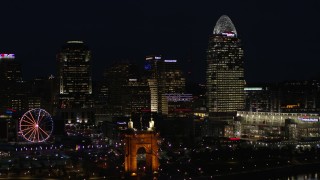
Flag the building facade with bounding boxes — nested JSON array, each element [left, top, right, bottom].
[[0, 54, 22, 82], [57, 41, 94, 125], [237, 111, 320, 140], [145, 55, 186, 115], [145, 55, 162, 113], [206, 15, 244, 114], [103, 62, 149, 117]]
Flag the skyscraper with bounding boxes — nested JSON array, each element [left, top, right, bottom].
[[103, 62, 150, 116], [206, 15, 245, 115], [0, 53, 22, 82], [57, 41, 92, 108], [144, 55, 186, 114], [0, 53, 25, 113], [159, 59, 185, 94], [159, 59, 187, 116], [145, 55, 162, 113], [57, 41, 94, 124]]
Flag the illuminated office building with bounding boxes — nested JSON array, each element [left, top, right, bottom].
[[159, 59, 185, 94], [126, 78, 150, 115], [162, 93, 192, 117], [104, 62, 150, 116], [0, 53, 25, 113], [0, 53, 22, 82], [244, 87, 271, 112], [57, 41, 94, 124], [57, 41, 92, 108], [159, 60, 187, 116], [206, 15, 245, 115], [145, 56, 186, 114], [145, 55, 162, 113]]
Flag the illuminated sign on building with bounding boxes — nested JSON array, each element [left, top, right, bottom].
[[164, 94, 193, 102], [164, 60, 177, 63], [117, 122, 127, 125], [222, 32, 235, 37], [146, 56, 161, 60], [244, 87, 263, 91], [285, 104, 300, 109], [298, 117, 319, 122], [144, 62, 151, 70], [0, 115, 11, 118], [129, 79, 137, 82], [6, 109, 14, 114], [67, 41, 84, 44], [0, 54, 15, 59]]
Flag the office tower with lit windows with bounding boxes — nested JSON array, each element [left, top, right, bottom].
[[0, 53, 25, 112], [206, 15, 245, 115], [204, 15, 244, 137], [159, 59, 188, 116], [0, 53, 22, 82], [57, 41, 94, 124], [159, 59, 186, 94], [145, 55, 162, 113], [103, 62, 150, 116], [144, 55, 187, 115]]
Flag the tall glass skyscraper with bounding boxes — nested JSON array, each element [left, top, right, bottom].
[[57, 41, 92, 108], [145, 55, 186, 114], [57, 41, 94, 124], [206, 15, 245, 114], [0, 54, 22, 82]]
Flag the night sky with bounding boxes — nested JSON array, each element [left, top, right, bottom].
[[1, 0, 320, 83]]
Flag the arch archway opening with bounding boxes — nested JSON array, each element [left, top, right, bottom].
[[137, 147, 147, 174]]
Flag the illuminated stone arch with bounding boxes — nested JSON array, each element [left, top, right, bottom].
[[124, 130, 159, 176]]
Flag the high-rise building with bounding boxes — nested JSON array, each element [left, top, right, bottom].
[[0, 53, 22, 82], [104, 62, 150, 116], [144, 55, 186, 115], [57, 41, 94, 124], [244, 86, 271, 112], [29, 76, 57, 115], [0, 53, 26, 113], [57, 41, 93, 109], [126, 78, 150, 115], [159, 59, 187, 116], [206, 15, 245, 115], [145, 55, 162, 113], [159, 59, 185, 94]]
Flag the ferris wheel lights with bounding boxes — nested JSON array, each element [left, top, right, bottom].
[[19, 108, 53, 143]]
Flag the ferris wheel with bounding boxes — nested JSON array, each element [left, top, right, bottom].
[[19, 108, 53, 143]]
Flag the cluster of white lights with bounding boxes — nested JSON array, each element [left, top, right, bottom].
[[213, 15, 237, 35], [0, 54, 15, 59]]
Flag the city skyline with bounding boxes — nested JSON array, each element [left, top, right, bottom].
[[1, 1, 320, 179], [1, 1, 320, 83]]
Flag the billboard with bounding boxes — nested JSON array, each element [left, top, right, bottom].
[[298, 117, 319, 122], [0, 54, 15, 59]]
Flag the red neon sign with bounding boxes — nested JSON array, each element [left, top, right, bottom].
[[229, 137, 240, 141]]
